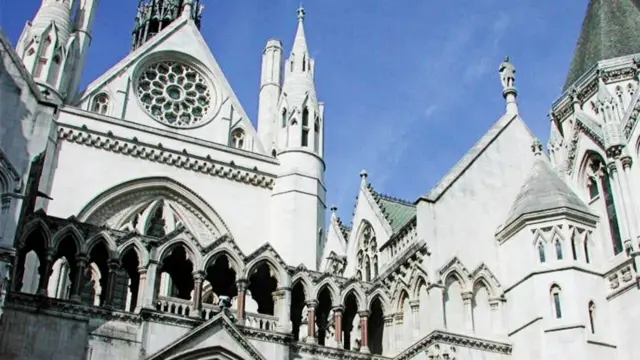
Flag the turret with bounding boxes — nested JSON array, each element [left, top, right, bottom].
[[257, 38, 284, 154], [269, 7, 326, 270]]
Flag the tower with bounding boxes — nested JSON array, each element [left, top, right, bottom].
[[16, 0, 99, 103], [270, 7, 326, 270], [257, 39, 284, 154]]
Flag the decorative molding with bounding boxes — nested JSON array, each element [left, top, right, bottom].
[[57, 125, 276, 189], [394, 330, 512, 360], [291, 341, 390, 360]]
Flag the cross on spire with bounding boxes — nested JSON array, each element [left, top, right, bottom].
[[297, 4, 305, 22]]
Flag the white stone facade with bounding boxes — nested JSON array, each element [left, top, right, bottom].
[[1, 1, 640, 360]]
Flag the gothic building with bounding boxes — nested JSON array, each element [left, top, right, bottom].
[[0, 0, 639, 359]]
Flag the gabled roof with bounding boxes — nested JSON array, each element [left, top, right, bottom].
[[334, 215, 351, 241], [146, 311, 265, 360], [564, 0, 640, 90], [503, 156, 593, 228], [365, 183, 416, 233]]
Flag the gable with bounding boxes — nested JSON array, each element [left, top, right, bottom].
[[147, 313, 265, 360], [73, 19, 265, 154]]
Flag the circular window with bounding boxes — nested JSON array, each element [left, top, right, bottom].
[[136, 60, 213, 128]]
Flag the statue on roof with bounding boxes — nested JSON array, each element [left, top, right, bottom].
[[499, 56, 516, 89]]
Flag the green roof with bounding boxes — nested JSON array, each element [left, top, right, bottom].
[[366, 184, 416, 233], [564, 0, 640, 90]]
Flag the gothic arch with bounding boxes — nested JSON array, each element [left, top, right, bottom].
[[367, 288, 390, 313], [83, 231, 118, 259], [411, 274, 429, 299], [117, 239, 148, 266], [203, 247, 244, 275], [393, 287, 411, 313], [312, 280, 340, 305], [340, 284, 366, 311], [77, 177, 232, 240], [471, 264, 502, 298], [18, 218, 52, 250], [290, 272, 313, 300], [244, 256, 286, 285], [157, 238, 202, 270], [51, 223, 84, 254], [437, 257, 471, 291]]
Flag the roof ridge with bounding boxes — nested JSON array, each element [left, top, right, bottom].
[[334, 215, 351, 240]]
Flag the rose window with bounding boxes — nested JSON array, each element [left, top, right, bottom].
[[137, 60, 212, 127]]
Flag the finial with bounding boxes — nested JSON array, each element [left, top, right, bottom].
[[330, 205, 338, 213], [297, 4, 306, 21], [360, 169, 368, 179], [531, 139, 543, 156]]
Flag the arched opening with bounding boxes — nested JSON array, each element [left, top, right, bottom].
[[281, 109, 287, 128], [368, 297, 385, 355], [290, 281, 307, 341], [83, 241, 110, 306], [571, 233, 578, 260], [342, 292, 360, 351], [203, 254, 237, 316], [584, 238, 591, 263], [550, 285, 562, 319], [398, 290, 410, 349], [313, 117, 320, 152], [146, 204, 167, 237], [417, 279, 429, 335], [555, 239, 563, 260], [15, 226, 49, 294], [316, 287, 334, 346], [157, 244, 195, 317], [301, 107, 310, 147], [472, 281, 491, 334], [356, 222, 378, 282], [443, 274, 464, 332], [91, 93, 110, 115], [118, 247, 141, 312], [537, 241, 546, 263], [247, 262, 278, 315], [231, 128, 245, 149], [588, 301, 596, 334], [47, 235, 79, 300]]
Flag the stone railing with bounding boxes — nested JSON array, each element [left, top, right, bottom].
[[244, 311, 278, 331], [156, 296, 192, 317]]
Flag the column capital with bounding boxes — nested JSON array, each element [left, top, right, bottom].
[[461, 291, 473, 301], [275, 286, 291, 292], [358, 310, 370, 318], [383, 314, 394, 324], [408, 299, 420, 309], [76, 255, 89, 266], [621, 155, 633, 169], [236, 278, 249, 291], [331, 305, 344, 314], [192, 270, 205, 281], [305, 299, 318, 309], [107, 259, 121, 270], [137, 265, 147, 275], [607, 160, 619, 174]]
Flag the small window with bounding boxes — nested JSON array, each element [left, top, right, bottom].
[[302, 129, 309, 147], [271, 149, 277, 157], [588, 301, 595, 334], [538, 242, 546, 263], [584, 239, 590, 263], [301, 108, 309, 147], [302, 108, 309, 127], [281, 109, 287, 128], [587, 177, 599, 199], [571, 234, 577, 261], [555, 240, 563, 260], [231, 129, 245, 149], [91, 93, 110, 115], [551, 285, 562, 319]]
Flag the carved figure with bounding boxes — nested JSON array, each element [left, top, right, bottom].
[[298, 305, 309, 341], [499, 56, 516, 89]]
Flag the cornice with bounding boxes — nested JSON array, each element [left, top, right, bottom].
[[394, 330, 512, 360], [291, 342, 390, 360], [57, 124, 276, 189], [496, 207, 598, 242]]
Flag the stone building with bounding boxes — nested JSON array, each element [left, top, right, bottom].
[[0, 0, 639, 359]]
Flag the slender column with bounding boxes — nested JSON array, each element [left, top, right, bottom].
[[607, 162, 631, 247], [141, 258, 159, 309], [333, 306, 344, 347], [359, 310, 370, 354], [70, 255, 88, 303], [236, 279, 248, 324], [276, 286, 292, 332], [383, 314, 394, 355], [104, 259, 121, 307], [489, 298, 503, 335], [135, 266, 147, 313], [620, 156, 640, 248], [409, 299, 420, 340], [190, 270, 204, 318], [306, 300, 317, 344], [462, 291, 474, 332], [36, 249, 54, 296]]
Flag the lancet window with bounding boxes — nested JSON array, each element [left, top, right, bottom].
[[356, 221, 378, 282], [91, 93, 110, 115], [231, 128, 246, 149], [302, 107, 310, 147]]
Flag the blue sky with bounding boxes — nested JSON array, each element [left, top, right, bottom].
[[1, 0, 589, 221]]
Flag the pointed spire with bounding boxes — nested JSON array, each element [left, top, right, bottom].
[[292, 5, 309, 57], [360, 169, 368, 188], [564, 0, 640, 90]]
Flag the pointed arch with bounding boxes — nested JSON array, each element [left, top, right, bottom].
[[18, 218, 52, 250], [244, 255, 286, 285], [78, 177, 232, 240], [203, 247, 244, 275], [51, 223, 84, 254], [83, 231, 118, 258], [290, 272, 313, 300], [117, 239, 148, 267], [157, 237, 202, 270], [340, 284, 366, 311], [394, 287, 411, 313], [471, 264, 502, 298], [311, 277, 340, 303], [410, 272, 430, 299], [367, 288, 390, 313], [437, 257, 471, 291]]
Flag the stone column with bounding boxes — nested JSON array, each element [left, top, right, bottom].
[[36, 249, 54, 296], [409, 299, 420, 340], [104, 259, 121, 307], [383, 314, 394, 355], [141, 258, 159, 309], [606, 162, 631, 248], [359, 310, 370, 354], [462, 291, 474, 332], [190, 271, 204, 318], [306, 300, 317, 344], [70, 255, 88, 303], [276, 286, 292, 332], [235, 279, 248, 324], [489, 298, 503, 335], [333, 306, 344, 347], [620, 156, 640, 247], [135, 266, 147, 313]]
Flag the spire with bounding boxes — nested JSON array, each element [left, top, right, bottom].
[[564, 0, 640, 90], [292, 5, 309, 58]]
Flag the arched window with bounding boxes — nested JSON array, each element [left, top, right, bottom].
[[301, 107, 309, 147], [281, 109, 287, 128], [91, 93, 110, 115], [584, 238, 591, 263], [571, 233, 578, 260], [555, 240, 563, 260], [587, 177, 599, 200], [538, 242, 546, 263], [302, 55, 306, 72], [355, 222, 378, 282], [231, 129, 245, 149], [550, 285, 562, 319], [588, 301, 596, 334], [314, 117, 320, 152], [585, 155, 622, 254]]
